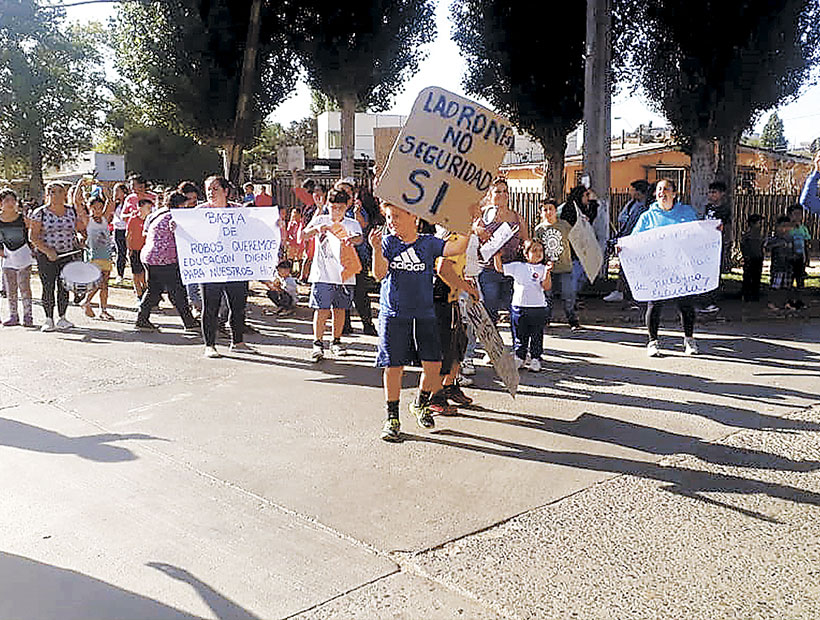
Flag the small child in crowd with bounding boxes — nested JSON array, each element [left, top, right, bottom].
[[266, 259, 298, 316], [740, 214, 764, 302], [286, 208, 304, 270], [502, 239, 552, 371], [302, 188, 363, 361], [81, 195, 115, 320], [765, 215, 799, 311], [126, 198, 152, 300], [370, 202, 470, 442], [787, 204, 811, 290]]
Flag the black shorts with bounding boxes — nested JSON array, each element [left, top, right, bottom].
[[129, 250, 145, 275], [434, 301, 467, 376]]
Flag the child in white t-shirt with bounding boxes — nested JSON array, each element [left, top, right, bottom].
[[502, 239, 552, 372], [266, 259, 299, 316]]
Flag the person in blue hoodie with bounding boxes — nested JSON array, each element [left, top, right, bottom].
[[631, 179, 701, 357], [799, 151, 820, 215]]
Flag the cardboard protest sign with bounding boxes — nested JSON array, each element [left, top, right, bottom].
[[618, 220, 721, 302], [374, 126, 402, 173], [568, 216, 603, 283], [172, 208, 280, 285], [479, 221, 516, 262], [376, 86, 514, 234], [462, 296, 518, 398]]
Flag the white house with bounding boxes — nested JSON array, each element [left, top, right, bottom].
[[44, 151, 126, 183]]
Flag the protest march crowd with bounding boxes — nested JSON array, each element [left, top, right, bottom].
[[0, 149, 818, 441]]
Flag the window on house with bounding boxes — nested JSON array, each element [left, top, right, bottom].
[[328, 131, 341, 149]]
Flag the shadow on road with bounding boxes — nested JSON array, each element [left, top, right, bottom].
[[0, 418, 165, 462]]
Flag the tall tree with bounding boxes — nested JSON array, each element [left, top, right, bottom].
[[622, 0, 820, 211], [111, 0, 297, 183], [759, 112, 788, 150], [243, 117, 318, 174], [287, 0, 435, 178], [0, 1, 105, 200]]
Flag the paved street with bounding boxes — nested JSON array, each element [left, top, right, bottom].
[[1, 283, 819, 619]]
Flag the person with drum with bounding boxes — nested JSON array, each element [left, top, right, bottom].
[[29, 182, 85, 332], [0, 188, 34, 327], [198, 175, 252, 358], [73, 179, 116, 320]]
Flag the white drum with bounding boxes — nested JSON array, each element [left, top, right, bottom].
[[60, 261, 103, 297]]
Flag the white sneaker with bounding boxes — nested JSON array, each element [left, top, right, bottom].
[[114, 276, 124, 285], [684, 337, 699, 355], [603, 290, 624, 302], [515, 356, 525, 369], [481, 352, 492, 365], [697, 304, 719, 314], [526, 357, 542, 372], [647, 340, 660, 357], [203, 346, 221, 358], [461, 359, 476, 376], [41, 318, 56, 332], [330, 340, 347, 356], [56, 317, 74, 330], [311, 342, 324, 362], [457, 373, 474, 387]]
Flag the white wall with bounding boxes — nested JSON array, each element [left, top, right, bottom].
[[317, 112, 407, 159]]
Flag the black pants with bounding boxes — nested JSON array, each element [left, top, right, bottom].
[[202, 281, 247, 346], [742, 257, 763, 301], [114, 229, 127, 277], [646, 296, 695, 342], [268, 289, 294, 309], [36, 253, 72, 319], [352, 271, 374, 326], [138, 263, 195, 327], [791, 256, 806, 289]]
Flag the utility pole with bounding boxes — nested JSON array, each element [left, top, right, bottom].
[[583, 0, 612, 262]]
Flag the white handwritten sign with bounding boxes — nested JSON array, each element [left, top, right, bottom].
[[479, 221, 516, 262], [462, 296, 518, 398], [376, 86, 513, 235], [171, 208, 281, 284], [568, 216, 603, 283], [619, 220, 721, 301]]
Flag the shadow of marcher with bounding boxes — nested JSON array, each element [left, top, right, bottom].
[[0, 551, 202, 620], [0, 418, 165, 462], [147, 563, 261, 620], [453, 410, 820, 472], [407, 429, 820, 524]]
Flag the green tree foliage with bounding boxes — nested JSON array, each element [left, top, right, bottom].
[[96, 125, 222, 187], [760, 112, 788, 150], [620, 0, 820, 209], [450, 0, 586, 199], [0, 1, 105, 200], [111, 0, 297, 180], [287, 0, 436, 177]]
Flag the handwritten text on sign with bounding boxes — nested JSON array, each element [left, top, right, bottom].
[[619, 220, 721, 302], [461, 296, 519, 398], [171, 207, 281, 284], [376, 86, 513, 235]]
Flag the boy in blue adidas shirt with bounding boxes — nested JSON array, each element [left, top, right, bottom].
[[369, 202, 471, 442]]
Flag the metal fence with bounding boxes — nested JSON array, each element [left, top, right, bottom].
[[509, 190, 819, 257]]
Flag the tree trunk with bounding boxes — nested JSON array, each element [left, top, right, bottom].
[[716, 129, 740, 204], [339, 93, 356, 179], [225, 0, 263, 187], [28, 128, 44, 204], [689, 136, 715, 216], [540, 131, 566, 201]]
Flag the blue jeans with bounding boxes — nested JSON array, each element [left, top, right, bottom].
[[546, 271, 578, 327], [511, 305, 547, 360], [186, 282, 201, 310], [572, 258, 586, 293], [478, 268, 513, 325]]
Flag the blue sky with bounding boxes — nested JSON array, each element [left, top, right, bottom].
[[66, 1, 820, 147]]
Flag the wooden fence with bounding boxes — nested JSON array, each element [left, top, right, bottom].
[[510, 190, 819, 258]]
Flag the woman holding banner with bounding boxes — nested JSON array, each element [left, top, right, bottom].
[[198, 176, 252, 358], [627, 179, 700, 357], [475, 177, 528, 325]]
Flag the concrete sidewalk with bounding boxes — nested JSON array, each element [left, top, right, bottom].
[[0, 281, 819, 618]]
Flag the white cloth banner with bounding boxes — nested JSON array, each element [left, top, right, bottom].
[[568, 216, 603, 283], [479, 221, 515, 262], [619, 220, 721, 302], [171, 207, 281, 285]]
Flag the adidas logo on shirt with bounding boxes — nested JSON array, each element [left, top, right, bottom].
[[390, 247, 426, 272]]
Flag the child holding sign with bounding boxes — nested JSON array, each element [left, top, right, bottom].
[[302, 188, 362, 361], [370, 202, 470, 443]]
